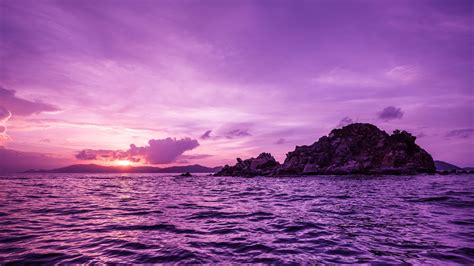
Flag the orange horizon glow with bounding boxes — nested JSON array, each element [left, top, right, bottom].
[[115, 160, 132, 167]]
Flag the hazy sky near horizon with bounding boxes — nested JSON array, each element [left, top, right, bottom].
[[0, 0, 473, 170]]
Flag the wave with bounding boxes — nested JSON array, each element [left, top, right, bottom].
[[0, 173, 473, 264]]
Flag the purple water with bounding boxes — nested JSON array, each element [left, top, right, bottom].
[[0, 174, 473, 264]]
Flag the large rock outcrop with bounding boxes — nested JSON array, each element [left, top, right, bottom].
[[215, 123, 436, 176], [275, 123, 435, 175], [215, 152, 279, 177]]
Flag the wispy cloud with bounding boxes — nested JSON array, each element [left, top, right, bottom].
[[226, 129, 251, 139], [446, 128, 474, 139], [312, 65, 420, 88], [200, 130, 212, 140], [385, 65, 419, 83], [275, 138, 286, 145], [337, 117, 354, 128], [312, 68, 385, 87]]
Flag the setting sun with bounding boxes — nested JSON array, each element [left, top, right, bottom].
[[115, 160, 131, 166]]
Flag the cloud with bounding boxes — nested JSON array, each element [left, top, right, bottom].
[[143, 138, 199, 164], [200, 130, 212, 139], [0, 86, 60, 116], [75, 150, 98, 160], [446, 128, 474, 139], [201, 125, 253, 140], [385, 65, 419, 83], [226, 129, 251, 138], [417, 132, 427, 138], [76, 137, 200, 164], [76, 149, 132, 161], [0, 106, 12, 143], [378, 106, 404, 121], [275, 138, 286, 145], [180, 154, 213, 160], [0, 106, 11, 123], [312, 68, 384, 87], [0, 147, 73, 173], [0, 136, 11, 144], [312, 65, 419, 89], [337, 116, 353, 127]]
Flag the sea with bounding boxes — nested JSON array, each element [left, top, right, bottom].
[[0, 173, 473, 264]]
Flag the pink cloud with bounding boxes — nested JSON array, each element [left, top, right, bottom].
[[76, 137, 200, 164], [76, 149, 133, 161], [143, 138, 199, 164]]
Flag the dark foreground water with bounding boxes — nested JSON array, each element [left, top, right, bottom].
[[0, 174, 473, 264]]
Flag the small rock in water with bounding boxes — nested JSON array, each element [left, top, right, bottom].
[[180, 172, 192, 177]]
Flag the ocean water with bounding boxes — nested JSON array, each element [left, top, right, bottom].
[[0, 173, 473, 264]]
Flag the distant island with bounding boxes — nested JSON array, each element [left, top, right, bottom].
[[434, 160, 474, 174], [25, 164, 221, 174], [216, 123, 437, 176]]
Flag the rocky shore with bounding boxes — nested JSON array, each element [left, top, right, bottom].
[[215, 123, 436, 176]]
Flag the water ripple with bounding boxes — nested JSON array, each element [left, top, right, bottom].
[[0, 173, 473, 264]]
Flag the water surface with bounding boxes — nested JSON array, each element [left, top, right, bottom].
[[0, 174, 473, 264]]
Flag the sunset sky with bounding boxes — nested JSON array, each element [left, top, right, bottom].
[[0, 0, 473, 171]]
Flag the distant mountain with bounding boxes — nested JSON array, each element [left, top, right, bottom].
[[24, 164, 222, 174], [434, 160, 462, 171]]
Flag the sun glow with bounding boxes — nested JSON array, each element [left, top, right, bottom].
[[115, 160, 131, 166]]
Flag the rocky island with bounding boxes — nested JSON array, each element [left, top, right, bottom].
[[215, 123, 436, 176]]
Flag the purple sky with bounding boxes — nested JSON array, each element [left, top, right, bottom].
[[0, 0, 473, 171]]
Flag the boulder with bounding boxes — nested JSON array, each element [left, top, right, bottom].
[[180, 172, 192, 177], [214, 152, 279, 176]]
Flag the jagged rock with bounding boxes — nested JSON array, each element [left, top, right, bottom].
[[275, 123, 435, 175], [215, 123, 436, 176], [214, 152, 279, 176], [180, 172, 192, 177]]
